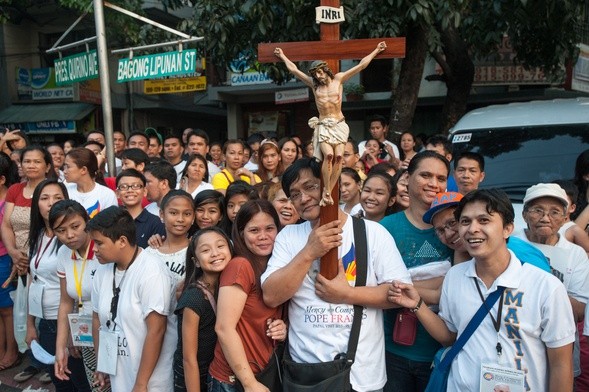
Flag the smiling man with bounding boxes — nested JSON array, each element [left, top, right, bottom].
[[388, 188, 575, 392], [261, 157, 410, 392]]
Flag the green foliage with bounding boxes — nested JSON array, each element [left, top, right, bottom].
[[343, 82, 365, 95]]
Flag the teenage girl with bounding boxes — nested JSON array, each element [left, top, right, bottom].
[[340, 167, 363, 215], [279, 138, 298, 169], [225, 181, 259, 227], [174, 227, 233, 392], [144, 190, 194, 286], [257, 140, 284, 183], [51, 200, 105, 391], [359, 172, 396, 221]]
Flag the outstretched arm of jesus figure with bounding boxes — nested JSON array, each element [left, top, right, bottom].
[[274, 48, 314, 88], [338, 41, 387, 83]]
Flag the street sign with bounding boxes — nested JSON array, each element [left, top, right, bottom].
[[117, 49, 197, 82], [54, 50, 99, 86]]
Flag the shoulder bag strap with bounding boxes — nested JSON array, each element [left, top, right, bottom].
[[221, 169, 233, 185], [438, 285, 506, 371], [346, 217, 367, 362]]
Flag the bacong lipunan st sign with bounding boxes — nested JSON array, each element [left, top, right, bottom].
[[117, 49, 197, 82]]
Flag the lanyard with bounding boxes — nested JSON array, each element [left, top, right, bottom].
[[71, 240, 93, 310], [107, 246, 139, 329], [33, 235, 55, 270], [474, 278, 505, 358]]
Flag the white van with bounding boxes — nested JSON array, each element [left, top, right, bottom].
[[449, 98, 589, 227]]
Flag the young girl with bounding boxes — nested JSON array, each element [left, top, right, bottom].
[[209, 200, 287, 391], [193, 190, 228, 234], [225, 181, 259, 224], [209, 141, 224, 169], [144, 190, 194, 286], [51, 200, 104, 391], [63, 140, 77, 155], [28, 180, 93, 391], [340, 167, 363, 215], [180, 154, 213, 199], [360, 172, 396, 221], [390, 169, 410, 214], [63, 148, 117, 218], [89, 207, 176, 391], [211, 140, 259, 194], [257, 140, 283, 183], [174, 227, 233, 392]]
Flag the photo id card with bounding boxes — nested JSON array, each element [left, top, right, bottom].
[[68, 313, 93, 347], [480, 363, 525, 392]]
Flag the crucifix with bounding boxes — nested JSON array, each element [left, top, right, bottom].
[[258, 0, 405, 279]]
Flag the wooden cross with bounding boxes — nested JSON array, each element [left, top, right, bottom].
[[258, 0, 405, 279]]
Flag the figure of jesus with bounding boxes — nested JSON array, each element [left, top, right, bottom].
[[274, 41, 386, 206]]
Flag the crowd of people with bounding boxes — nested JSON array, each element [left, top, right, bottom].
[[0, 118, 587, 392]]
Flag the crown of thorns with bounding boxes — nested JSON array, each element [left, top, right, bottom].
[[309, 61, 329, 73]]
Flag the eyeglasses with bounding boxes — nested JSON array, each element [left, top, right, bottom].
[[117, 183, 144, 191], [289, 183, 320, 202], [434, 218, 459, 237], [526, 207, 565, 220]]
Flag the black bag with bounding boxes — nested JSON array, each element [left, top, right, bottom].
[[281, 217, 367, 392], [235, 342, 285, 392]]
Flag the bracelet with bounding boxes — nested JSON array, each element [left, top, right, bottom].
[[410, 297, 424, 313]]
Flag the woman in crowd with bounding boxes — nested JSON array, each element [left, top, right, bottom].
[[9, 149, 24, 181], [180, 154, 213, 199], [211, 141, 259, 194], [209, 200, 287, 391], [174, 227, 233, 392], [63, 148, 117, 217], [267, 182, 300, 227], [63, 140, 77, 155], [47, 143, 66, 181], [359, 172, 396, 222], [390, 169, 410, 214], [399, 132, 417, 163], [303, 140, 314, 158], [257, 140, 284, 184], [27, 180, 92, 391], [0, 129, 29, 156], [90, 207, 176, 391], [3, 146, 57, 277], [210, 142, 224, 169], [361, 138, 388, 172], [51, 200, 104, 391], [279, 138, 298, 170], [0, 153, 19, 371], [340, 167, 363, 215], [145, 190, 194, 287]]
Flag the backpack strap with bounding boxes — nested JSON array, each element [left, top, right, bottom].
[[346, 217, 367, 361]]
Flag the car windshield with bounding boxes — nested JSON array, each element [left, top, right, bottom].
[[451, 124, 589, 202]]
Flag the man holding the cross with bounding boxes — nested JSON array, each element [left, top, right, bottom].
[[274, 41, 386, 206]]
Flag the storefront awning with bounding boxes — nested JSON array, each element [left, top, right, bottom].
[[0, 103, 95, 123]]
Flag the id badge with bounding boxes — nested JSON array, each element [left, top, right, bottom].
[[480, 363, 525, 392], [68, 313, 93, 347], [28, 281, 44, 319], [97, 328, 118, 375]]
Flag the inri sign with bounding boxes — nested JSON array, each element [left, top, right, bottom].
[[117, 49, 197, 82]]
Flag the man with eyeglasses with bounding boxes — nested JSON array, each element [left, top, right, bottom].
[[512, 183, 589, 383], [261, 157, 410, 392], [115, 169, 165, 248]]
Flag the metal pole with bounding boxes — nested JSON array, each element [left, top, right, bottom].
[[93, 0, 116, 176]]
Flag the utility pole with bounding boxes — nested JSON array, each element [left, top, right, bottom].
[[93, 0, 116, 176]]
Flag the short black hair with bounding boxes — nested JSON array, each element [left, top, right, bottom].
[[128, 131, 150, 145], [247, 133, 265, 147], [346, 138, 359, 154], [86, 206, 137, 246], [226, 180, 259, 204], [144, 160, 177, 189], [164, 132, 184, 147], [552, 179, 578, 203], [454, 188, 514, 226], [281, 157, 321, 198], [187, 129, 210, 146], [426, 134, 453, 156], [116, 168, 146, 187], [120, 148, 149, 166], [368, 114, 388, 128], [83, 140, 104, 151], [454, 151, 485, 171], [407, 150, 450, 176]]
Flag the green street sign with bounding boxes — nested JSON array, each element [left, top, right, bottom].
[[54, 50, 99, 86], [117, 49, 197, 83]]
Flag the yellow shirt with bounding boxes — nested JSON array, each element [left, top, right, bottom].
[[211, 169, 261, 191]]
